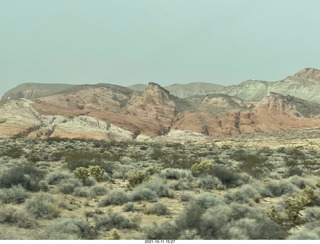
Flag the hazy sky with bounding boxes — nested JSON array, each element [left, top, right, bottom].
[[1, 0, 320, 98]]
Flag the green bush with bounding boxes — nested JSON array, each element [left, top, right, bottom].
[[0, 205, 37, 228], [153, 202, 168, 216], [211, 165, 240, 188], [122, 202, 135, 212], [88, 165, 104, 182], [191, 161, 214, 175], [89, 185, 109, 197], [225, 184, 261, 204], [57, 150, 119, 171], [27, 154, 41, 163], [305, 206, 320, 229], [127, 171, 151, 189], [130, 187, 158, 202], [73, 187, 89, 197], [47, 172, 72, 185], [160, 168, 193, 180], [267, 186, 319, 230], [197, 175, 222, 190], [240, 154, 263, 176], [143, 221, 180, 240], [58, 178, 82, 194], [132, 175, 170, 198], [0, 165, 46, 192], [42, 218, 97, 240], [0, 185, 30, 204], [99, 190, 129, 207], [1, 145, 24, 158], [95, 212, 133, 230], [168, 179, 193, 191], [83, 177, 96, 187], [266, 179, 299, 197], [74, 167, 90, 185], [180, 192, 192, 202], [25, 192, 61, 219]]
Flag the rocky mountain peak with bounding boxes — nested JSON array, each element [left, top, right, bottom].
[[141, 82, 173, 106], [286, 67, 320, 82]]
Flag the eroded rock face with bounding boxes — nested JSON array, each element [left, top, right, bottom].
[[0, 100, 134, 140], [3, 73, 320, 140]]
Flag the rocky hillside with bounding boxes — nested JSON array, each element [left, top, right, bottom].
[[156, 68, 320, 104], [1, 83, 76, 101], [2, 68, 320, 139]]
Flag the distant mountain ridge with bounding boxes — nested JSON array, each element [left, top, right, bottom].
[[2, 67, 320, 139]]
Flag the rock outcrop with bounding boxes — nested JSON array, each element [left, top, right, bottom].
[[286, 67, 320, 83], [3, 68, 320, 140]]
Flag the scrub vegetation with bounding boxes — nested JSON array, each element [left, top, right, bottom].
[[1, 137, 320, 239]]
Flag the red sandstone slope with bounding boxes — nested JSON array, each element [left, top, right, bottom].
[[2, 81, 320, 139], [171, 92, 320, 136]]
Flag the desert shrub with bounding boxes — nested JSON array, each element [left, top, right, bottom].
[[101, 172, 112, 181], [267, 186, 319, 230], [0, 205, 37, 228], [289, 175, 317, 189], [197, 175, 222, 190], [130, 186, 158, 202], [73, 187, 90, 197], [191, 161, 214, 176], [47, 171, 72, 185], [88, 165, 104, 182], [178, 229, 201, 240], [43, 218, 97, 240], [99, 190, 129, 207], [127, 171, 151, 189], [157, 149, 197, 169], [176, 193, 225, 231], [95, 212, 133, 230], [0, 165, 46, 192], [122, 202, 135, 212], [287, 229, 320, 240], [211, 165, 240, 188], [89, 185, 109, 197], [228, 202, 252, 220], [84, 177, 96, 186], [153, 202, 167, 216], [227, 216, 287, 240], [240, 154, 264, 176], [145, 165, 163, 176], [266, 179, 300, 197], [25, 192, 61, 219], [57, 150, 119, 171], [160, 168, 193, 180], [27, 153, 40, 163], [137, 175, 170, 198], [284, 166, 303, 177], [194, 192, 225, 209], [39, 180, 49, 192], [305, 206, 320, 229], [225, 184, 261, 204], [74, 167, 90, 185], [199, 204, 233, 239], [230, 149, 247, 161], [1, 145, 24, 158], [180, 192, 192, 202], [58, 178, 82, 194], [168, 178, 193, 191], [143, 221, 180, 240], [0, 185, 30, 204]]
